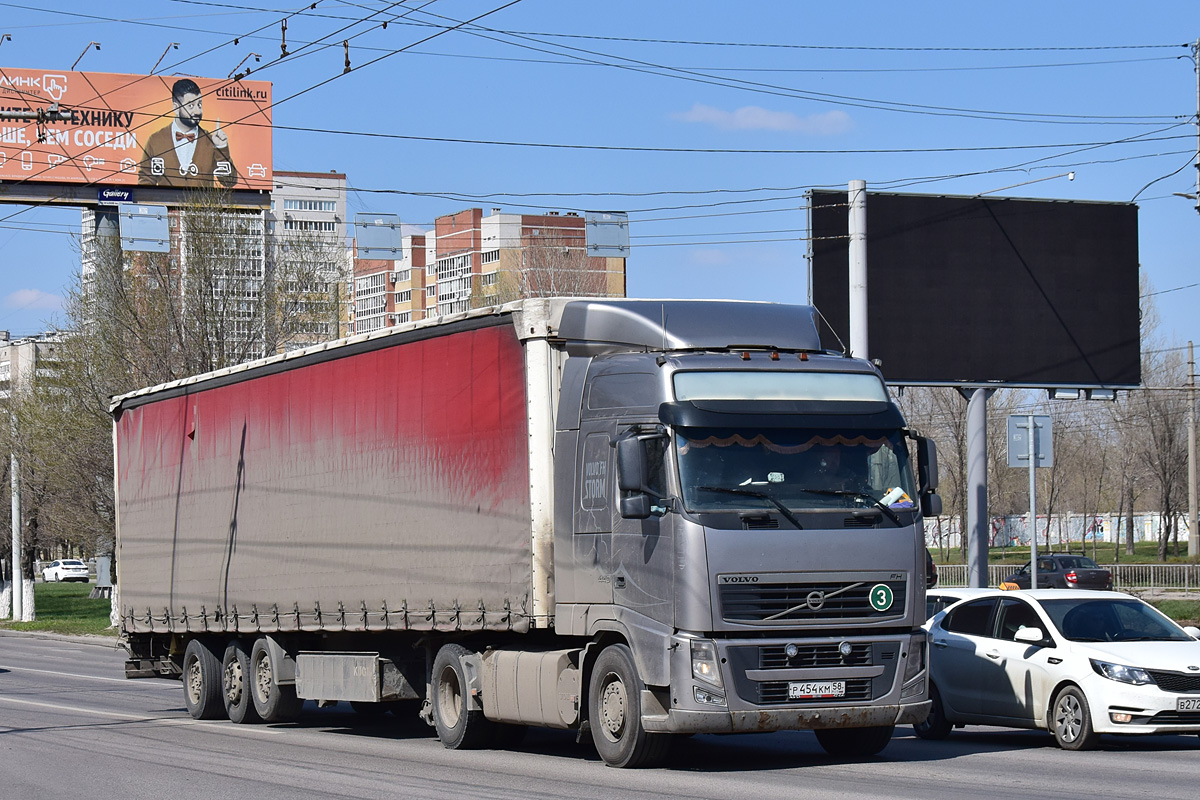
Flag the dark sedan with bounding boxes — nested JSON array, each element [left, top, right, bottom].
[[1004, 554, 1112, 590]]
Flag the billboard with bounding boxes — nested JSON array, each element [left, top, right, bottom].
[[809, 191, 1140, 387], [0, 69, 271, 191]]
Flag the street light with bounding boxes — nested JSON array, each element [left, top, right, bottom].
[[70, 41, 100, 70], [228, 52, 262, 80], [151, 42, 179, 75]]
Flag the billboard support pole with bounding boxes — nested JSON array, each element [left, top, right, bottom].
[[965, 388, 993, 587], [848, 180, 868, 360]]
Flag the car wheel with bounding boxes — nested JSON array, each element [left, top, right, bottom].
[[815, 725, 895, 758], [588, 644, 672, 768], [1052, 685, 1099, 750], [222, 641, 262, 724], [431, 643, 495, 749], [249, 638, 303, 723], [182, 639, 225, 720], [913, 685, 953, 740]]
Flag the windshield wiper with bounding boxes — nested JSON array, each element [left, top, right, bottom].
[[796, 488, 903, 526], [695, 486, 804, 529]]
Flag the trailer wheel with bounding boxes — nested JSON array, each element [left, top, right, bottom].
[[431, 643, 494, 749], [222, 641, 262, 724], [250, 638, 303, 723], [182, 639, 224, 720], [814, 724, 894, 758], [588, 644, 671, 768]]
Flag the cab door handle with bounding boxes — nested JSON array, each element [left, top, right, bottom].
[[986, 649, 1000, 660], [932, 640, 948, 649]]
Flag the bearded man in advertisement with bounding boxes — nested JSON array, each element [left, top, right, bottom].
[[139, 78, 239, 188]]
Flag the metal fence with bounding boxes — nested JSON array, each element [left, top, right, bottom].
[[937, 563, 1200, 593]]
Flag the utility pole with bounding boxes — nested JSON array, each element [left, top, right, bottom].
[[1189, 341, 1197, 557], [10, 430, 22, 622]]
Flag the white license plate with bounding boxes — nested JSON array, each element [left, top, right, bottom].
[[788, 680, 846, 700], [1177, 697, 1200, 711]]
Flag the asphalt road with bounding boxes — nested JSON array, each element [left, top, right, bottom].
[[2, 632, 1199, 800]]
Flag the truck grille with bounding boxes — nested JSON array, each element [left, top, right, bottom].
[[758, 678, 873, 705], [759, 643, 872, 669], [720, 580, 906, 623], [1148, 670, 1200, 693]]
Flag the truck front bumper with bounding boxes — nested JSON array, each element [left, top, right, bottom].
[[647, 631, 929, 734], [642, 698, 930, 734]]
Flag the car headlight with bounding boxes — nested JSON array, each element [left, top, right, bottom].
[[691, 640, 723, 688], [1090, 659, 1153, 685]]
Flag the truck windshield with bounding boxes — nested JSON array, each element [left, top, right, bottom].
[[675, 427, 917, 515]]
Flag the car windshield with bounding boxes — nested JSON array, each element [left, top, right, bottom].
[[675, 426, 916, 515], [1039, 598, 1191, 642]]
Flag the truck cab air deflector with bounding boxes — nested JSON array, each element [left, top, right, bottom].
[[558, 300, 823, 355], [658, 400, 903, 429]]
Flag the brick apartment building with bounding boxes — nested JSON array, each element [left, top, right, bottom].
[[351, 207, 625, 333]]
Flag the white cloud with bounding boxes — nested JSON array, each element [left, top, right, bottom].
[[5, 289, 62, 311], [672, 104, 853, 135]]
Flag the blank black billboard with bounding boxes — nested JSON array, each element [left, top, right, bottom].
[[809, 191, 1140, 387]]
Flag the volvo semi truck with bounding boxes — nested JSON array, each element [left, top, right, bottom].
[[115, 298, 939, 767]]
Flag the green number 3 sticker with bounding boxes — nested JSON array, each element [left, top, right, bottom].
[[869, 583, 894, 612]]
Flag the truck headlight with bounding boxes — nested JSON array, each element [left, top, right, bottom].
[[691, 640, 723, 688], [1091, 659, 1153, 685], [903, 633, 927, 683]]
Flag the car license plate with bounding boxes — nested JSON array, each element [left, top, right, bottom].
[[789, 680, 846, 700], [1177, 697, 1200, 711]]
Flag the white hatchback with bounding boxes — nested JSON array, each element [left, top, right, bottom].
[[41, 559, 90, 583], [918, 589, 1200, 749]]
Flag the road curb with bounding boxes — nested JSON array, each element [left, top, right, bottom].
[[0, 628, 122, 649]]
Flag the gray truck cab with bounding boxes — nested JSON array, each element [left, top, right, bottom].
[[550, 300, 936, 758]]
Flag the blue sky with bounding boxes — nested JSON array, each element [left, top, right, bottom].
[[1, 1, 1199, 366]]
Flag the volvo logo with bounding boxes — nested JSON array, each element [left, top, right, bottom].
[[805, 591, 826, 611], [719, 575, 760, 584], [1188, 665, 1200, 672]]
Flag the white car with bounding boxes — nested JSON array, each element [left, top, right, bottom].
[[917, 589, 1200, 749], [41, 559, 90, 583]]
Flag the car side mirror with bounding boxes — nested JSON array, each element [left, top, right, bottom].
[[920, 492, 942, 517], [1184, 626, 1200, 640], [1013, 627, 1046, 645], [615, 436, 647, 493]]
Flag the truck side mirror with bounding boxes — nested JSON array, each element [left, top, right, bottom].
[[620, 494, 652, 520], [916, 436, 939, 492], [615, 436, 647, 493], [920, 492, 942, 517]]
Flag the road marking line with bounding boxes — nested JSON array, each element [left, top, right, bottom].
[[0, 696, 281, 735], [0, 663, 178, 688]]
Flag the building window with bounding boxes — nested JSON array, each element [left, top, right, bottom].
[[396, 289, 411, 303], [481, 271, 498, 287], [394, 268, 410, 283], [283, 219, 336, 232], [283, 199, 336, 212], [426, 285, 435, 297], [481, 249, 500, 265]]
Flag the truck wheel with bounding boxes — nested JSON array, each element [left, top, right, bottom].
[[222, 641, 262, 724], [431, 643, 494, 749], [182, 639, 225, 720], [588, 644, 671, 768], [913, 685, 952, 740], [250, 638, 303, 723], [1052, 685, 1100, 751], [814, 724, 894, 758]]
